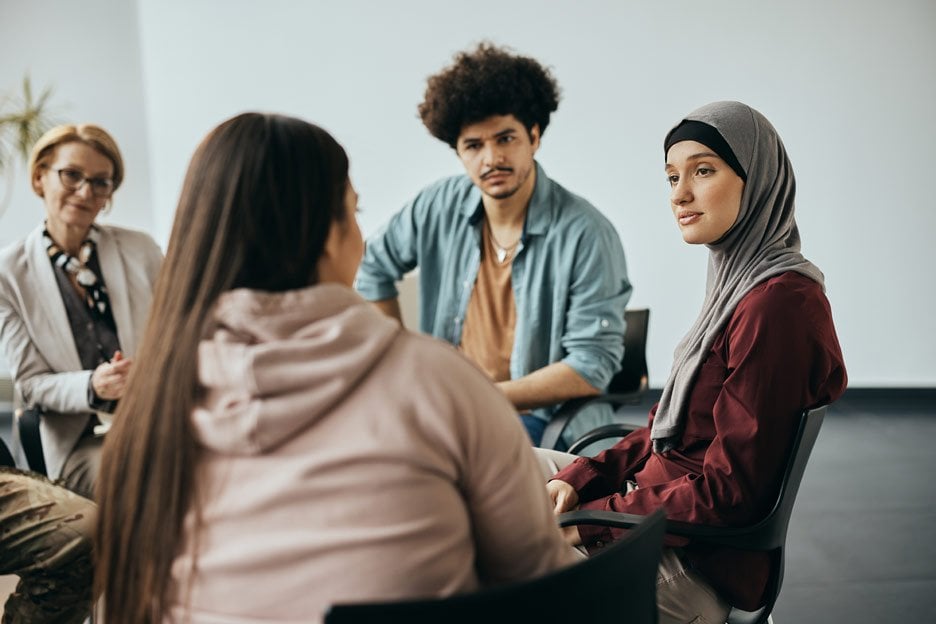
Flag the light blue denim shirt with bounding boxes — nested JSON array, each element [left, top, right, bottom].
[[355, 162, 632, 423]]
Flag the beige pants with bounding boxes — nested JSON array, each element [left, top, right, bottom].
[[536, 448, 731, 624], [60, 433, 102, 500]]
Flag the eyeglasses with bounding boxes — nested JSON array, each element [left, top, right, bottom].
[[52, 168, 115, 198]]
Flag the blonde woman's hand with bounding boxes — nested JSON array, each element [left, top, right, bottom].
[[91, 351, 133, 400]]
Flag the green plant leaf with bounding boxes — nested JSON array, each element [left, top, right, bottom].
[[0, 73, 56, 173]]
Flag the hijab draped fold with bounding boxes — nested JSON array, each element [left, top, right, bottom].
[[650, 101, 825, 453]]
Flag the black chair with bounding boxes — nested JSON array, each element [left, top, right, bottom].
[[0, 376, 46, 475], [14, 407, 47, 474], [0, 438, 15, 468], [540, 308, 650, 450], [324, 509, 666, 624], [1, 375, 11, 467], [559, 406, 827, 624]]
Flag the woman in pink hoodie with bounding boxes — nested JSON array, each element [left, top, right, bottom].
[[95, 113, 578, 623]]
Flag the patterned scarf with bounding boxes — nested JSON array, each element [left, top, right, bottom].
[[43, 227, 112, 321]]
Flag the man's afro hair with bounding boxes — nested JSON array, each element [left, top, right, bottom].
[[418, 43, 561, 148]]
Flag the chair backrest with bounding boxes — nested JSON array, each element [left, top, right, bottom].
[[692, 406, 826, 624], [324, 509, 666, 624], [751, 405, 826, 551], [678, 406, 826, 553], [739, 405, 826, 623], [539, 307, 650, 451], [608, 308, 649, 395]]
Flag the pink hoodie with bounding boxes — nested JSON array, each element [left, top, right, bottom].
[[169, 284, 577, 623]]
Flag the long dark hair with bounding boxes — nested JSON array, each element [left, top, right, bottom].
[[95, 113, 349, 622]]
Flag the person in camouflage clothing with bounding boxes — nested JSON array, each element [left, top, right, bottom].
[[0, 464, 95, 623]]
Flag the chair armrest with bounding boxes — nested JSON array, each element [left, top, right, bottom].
[[559, 509, 650, 529], [566, 422, 642, 454], [558, 509, 778, 551], [541, 392, 644, 450]]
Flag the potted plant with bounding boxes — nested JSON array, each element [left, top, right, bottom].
[[0, 75, 56, 219]]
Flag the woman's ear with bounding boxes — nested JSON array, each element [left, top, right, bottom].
[[31, 167, 46, 198]]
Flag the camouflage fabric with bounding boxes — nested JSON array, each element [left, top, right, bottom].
[[0, 467, 95, 623]]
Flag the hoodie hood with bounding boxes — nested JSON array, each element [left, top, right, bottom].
[[193, 283, 400, 455]]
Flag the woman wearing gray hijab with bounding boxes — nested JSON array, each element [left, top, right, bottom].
[[539, 101, 847, 623]]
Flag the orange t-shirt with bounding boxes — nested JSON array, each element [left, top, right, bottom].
[[459, 229, 517, 382]]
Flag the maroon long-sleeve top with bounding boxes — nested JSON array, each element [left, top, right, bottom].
[[553, 272, 847, 610]]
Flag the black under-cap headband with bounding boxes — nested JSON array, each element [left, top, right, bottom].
[[664, 120, 747, 182]]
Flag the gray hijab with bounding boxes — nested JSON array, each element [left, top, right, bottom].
[[650, 101, 825, 454]]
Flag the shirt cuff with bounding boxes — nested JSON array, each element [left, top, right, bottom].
[[354, 278, 399, 302], [553, 456, 603, 492], [561, 353, 611, 391], [87, 377, 117, 413]]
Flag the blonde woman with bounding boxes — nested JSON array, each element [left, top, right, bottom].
[[0, 124, 162, 496]]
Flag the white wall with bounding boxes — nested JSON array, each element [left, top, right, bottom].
[[3, 0, 934, 387], [0, 0, 155, 244]]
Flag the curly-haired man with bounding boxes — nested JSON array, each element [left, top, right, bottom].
[[355, 43, 632, 446]]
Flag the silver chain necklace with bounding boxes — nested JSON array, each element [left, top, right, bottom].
[[487, 221, 521, 264]]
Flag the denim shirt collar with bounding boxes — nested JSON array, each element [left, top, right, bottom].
[[462, 161, 555, 241]]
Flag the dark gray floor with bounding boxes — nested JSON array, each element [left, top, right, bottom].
[[774, 395, 936, 623], [3, 392, 934, 622]]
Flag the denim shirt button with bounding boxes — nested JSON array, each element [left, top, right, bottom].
[[600, 318, 610, 328]]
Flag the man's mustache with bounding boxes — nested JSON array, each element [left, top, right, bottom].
[[481, 167, 513, 180]]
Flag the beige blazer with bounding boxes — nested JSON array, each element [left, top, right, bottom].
[[0, 223, 163, 478]]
